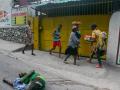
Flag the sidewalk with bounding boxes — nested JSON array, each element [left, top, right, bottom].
[[0, 39, 120, 90]]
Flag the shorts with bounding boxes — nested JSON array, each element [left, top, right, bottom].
[[13, 78, 27, 90], [53, 41, 61, 47]]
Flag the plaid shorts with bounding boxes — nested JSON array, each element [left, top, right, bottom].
[[13, 78, 27, 90]]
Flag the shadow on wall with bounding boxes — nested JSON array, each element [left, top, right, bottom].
[[0, 26, 28, 44]]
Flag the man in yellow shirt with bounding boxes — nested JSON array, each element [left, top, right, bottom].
[[88, 24, 107, 68]]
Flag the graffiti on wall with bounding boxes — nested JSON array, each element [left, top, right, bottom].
[[0, 26, 28, 43]]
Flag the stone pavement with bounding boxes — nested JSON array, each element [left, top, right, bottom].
[[0, 39, 120, 90]]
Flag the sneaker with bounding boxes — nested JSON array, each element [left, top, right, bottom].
[[64, 61, 69, 64], [96, 64, 102, 68]]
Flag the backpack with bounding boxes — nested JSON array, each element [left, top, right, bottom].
[[98, 32, 107, 51], [101, 32, 107, 40]]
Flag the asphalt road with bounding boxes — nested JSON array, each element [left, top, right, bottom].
[[0, 52, 108, 90]]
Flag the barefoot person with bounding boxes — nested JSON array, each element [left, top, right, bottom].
[[22, 21, 35, 55], [49, 24, 62, 57]]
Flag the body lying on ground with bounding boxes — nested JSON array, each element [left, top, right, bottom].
[[3, 70, 46, 90]]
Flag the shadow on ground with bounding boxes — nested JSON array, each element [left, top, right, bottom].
[[12, 46, 32, 52]]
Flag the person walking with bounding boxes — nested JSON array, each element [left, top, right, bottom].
[[22, 21, 35, 55], [64, 25, 80, 65], [49, 24, 62, 58], [72, 21, 81, 59], [87, 24, 107, 68]]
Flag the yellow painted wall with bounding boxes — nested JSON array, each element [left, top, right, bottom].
[[39, 15, 110, 57], [33, 17, 39, 49]]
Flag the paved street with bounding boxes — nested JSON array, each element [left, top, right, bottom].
[[0, 53, 101, 90], [0, 39, 119, 90]]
